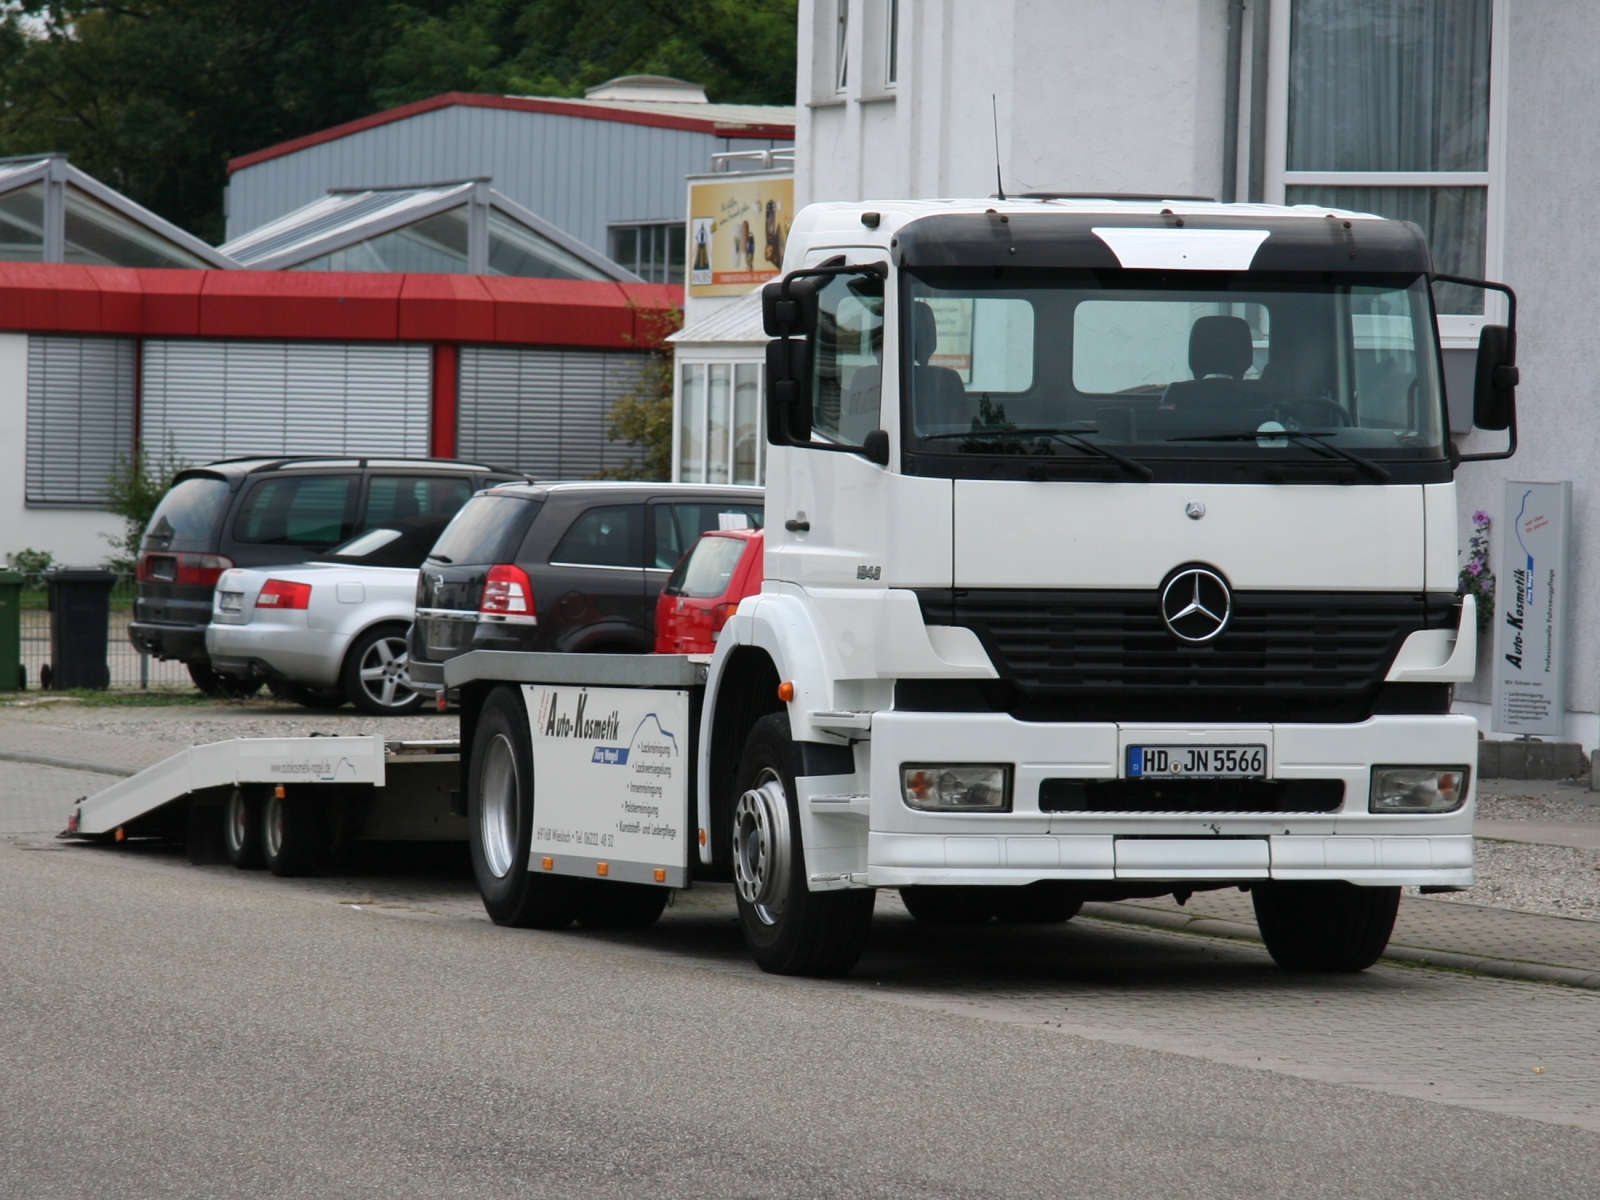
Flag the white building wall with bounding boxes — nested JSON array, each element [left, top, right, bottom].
[[0, 334, 122, 568], [1452, 0, 1600, 749], [797, 0, 1229, 207]]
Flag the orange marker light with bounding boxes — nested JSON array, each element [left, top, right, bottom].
[[653, 868, 667, 883], [777, 681, 795, 702], [541, 856, 554, 870], [274, 785, 286, 799], [596, 862, 609, 876], [114, 826, 125, 842], [698, 828, 707, 846]]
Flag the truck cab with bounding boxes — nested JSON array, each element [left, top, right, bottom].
[[694, 197, 1518, 974]]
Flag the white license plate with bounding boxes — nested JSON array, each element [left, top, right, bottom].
[[1127, 744, 1267, 779]]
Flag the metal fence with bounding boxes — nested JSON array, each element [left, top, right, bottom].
[[20, 574, 194, 690]]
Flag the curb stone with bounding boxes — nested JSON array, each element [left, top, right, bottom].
[[1080, 900, 1600, 990]]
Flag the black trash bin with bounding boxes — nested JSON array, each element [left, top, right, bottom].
[[46, 569, 116, 690]]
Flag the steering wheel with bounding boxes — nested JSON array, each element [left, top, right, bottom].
[[1274, 397, 1352, 428]]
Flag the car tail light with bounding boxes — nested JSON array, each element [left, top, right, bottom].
[[710, 601, 740, 633], [480, 564, 536, 624], [256, 579, 312, 610], [137, 551, 232, 586]]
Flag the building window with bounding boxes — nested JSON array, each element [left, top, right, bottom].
[[835, 0, 850, 92], [886, 0, 899, 86], [678, 361, 764, 486], [25, 336, 136, 506], [609, 223, 687, 284], [1278, 0, 1494, 316]]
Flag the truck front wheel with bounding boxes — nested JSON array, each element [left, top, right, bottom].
[[732, 713, 875, 977], [469, 686, 579, 930], [1251, 881, 1399, 972]]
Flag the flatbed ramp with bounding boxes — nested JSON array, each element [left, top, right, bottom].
[[70, 738, 464, 842]]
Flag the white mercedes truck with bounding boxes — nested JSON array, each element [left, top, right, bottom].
[[441, 197, 1519, 978]]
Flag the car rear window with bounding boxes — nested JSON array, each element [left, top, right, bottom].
[[552, 505, 644, 568], [427, 495, 542, 565], [664, 535, 749, 598], [143, 476, 232, 552], [233, 475, 358, 547], [651, 502, 765, 569]]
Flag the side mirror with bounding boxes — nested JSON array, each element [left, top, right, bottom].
[[861, 429, 891, 467], [761, 274, 828, 338], [765, 338, 812, 445], [1473, 323, 1518, 431]]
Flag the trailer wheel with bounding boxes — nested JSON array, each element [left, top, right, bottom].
[[223, 787, 265, 869], [732, 713, 875, 977], [262, 790, 331, 877], [469, 686, 579, 929], [899, 886, 998, 924], [575, 880, 670, 929], [993, 882, 1083, 925], [1252, 881, 1400, 972]]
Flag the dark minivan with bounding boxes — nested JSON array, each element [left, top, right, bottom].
[[408, 482, 763, 693], [132, 457, 524, 694]]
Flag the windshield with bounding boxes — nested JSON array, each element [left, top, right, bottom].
[[904, 271, 1445, 474]]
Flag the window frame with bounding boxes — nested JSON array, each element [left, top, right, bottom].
[[673, 359, 767, 486], [1262, 0, 1507, 339]]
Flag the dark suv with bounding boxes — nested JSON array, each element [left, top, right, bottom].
[[407, 482, 764, 692], [132, 457, 525, 694]]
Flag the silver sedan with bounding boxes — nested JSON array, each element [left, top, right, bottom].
[[206, 522, 441, 714]]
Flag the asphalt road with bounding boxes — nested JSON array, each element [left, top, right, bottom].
[[6, 764, 1600, 1197]]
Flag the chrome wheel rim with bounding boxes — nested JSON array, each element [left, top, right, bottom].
[[225, 789, 248, 856], [733, 769, 791, 925], [264, 793, 285, 860], [358, 635, 416, 709], [480, 733, 519, 879]]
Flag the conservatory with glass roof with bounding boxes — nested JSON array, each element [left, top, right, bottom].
[[220, 180, 637, 280], [0, 154, 235, 269]]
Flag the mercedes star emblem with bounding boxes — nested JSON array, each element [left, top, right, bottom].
[[1185, 499, 1206, 520], [1160, 567, 1232, 643]]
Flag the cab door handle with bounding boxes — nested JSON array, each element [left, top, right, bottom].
[[784, 519, 810, 532]]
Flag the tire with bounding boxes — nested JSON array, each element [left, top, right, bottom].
[[993, 882, 1083, 925], [1252, 881, 1400, 973], [574, 880, 670, 930], [732, 713, 875, 977], [262, 789, 331, 877], [189, 661, 262, 699], [223, 787, 265, 869], [899, 886, 999, 925], [468, 686, 580, 929], [186, 800, 227, 865], [341, 624, 424, 715]]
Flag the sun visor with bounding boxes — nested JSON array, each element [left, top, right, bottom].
[[1092, 227, 1270, 271]]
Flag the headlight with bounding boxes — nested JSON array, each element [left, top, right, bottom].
[[1370, 766, 1469, 813], [902, 764, 1012, 812]]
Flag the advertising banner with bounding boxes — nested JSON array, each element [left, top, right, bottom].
[[525, 685, 690, 886], [687, 173, 793, 296], [1492, 481, 1572, 736]]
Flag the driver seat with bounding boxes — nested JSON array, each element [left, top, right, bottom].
[[1163, 314, 1259, 415]]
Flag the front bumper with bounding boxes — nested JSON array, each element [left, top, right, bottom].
[[854, 712, 1477, 888]]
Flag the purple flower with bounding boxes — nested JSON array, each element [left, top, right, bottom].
[[1472, 510, 1491, 526], [1467, 561, 1483, 576]]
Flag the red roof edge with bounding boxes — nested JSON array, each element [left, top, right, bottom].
[[228, 92, 795, 174]]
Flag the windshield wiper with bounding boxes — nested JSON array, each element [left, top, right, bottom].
[[1167, 430, 1391, 482], [922, 427, 1155, 481]]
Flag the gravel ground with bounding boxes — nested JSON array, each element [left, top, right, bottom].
[[1420, 838, 1600, 920], [1476, 784, 1600, 824], [0, 697, 457, 747]]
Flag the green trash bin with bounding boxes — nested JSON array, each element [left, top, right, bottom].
[[0, 571, 21, 692]]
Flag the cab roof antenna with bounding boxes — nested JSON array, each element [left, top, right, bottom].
[[992, 95, 1007, 202]]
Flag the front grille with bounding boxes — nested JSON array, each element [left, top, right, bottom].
[[1039, 778, 1345, 814], [912, 589, 1456, 723]]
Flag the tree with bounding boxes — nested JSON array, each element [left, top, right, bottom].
[[595, 302, 682, 482], [101, 439, 190, 573], [0, 1, 797, 242]]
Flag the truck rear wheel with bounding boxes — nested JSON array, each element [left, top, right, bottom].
[[575, 880, 670, 929], [263, 790, 331, 877], [469, 686, 579, 930], [732, 713, 875, 977], [1252, 881, 1399, 972], [223, 787, 265, 869], [899, 886, 998, 924]]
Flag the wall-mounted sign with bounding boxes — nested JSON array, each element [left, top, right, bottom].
[[687, 173, 793, 297], [1492, 480, 1572, 737]]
